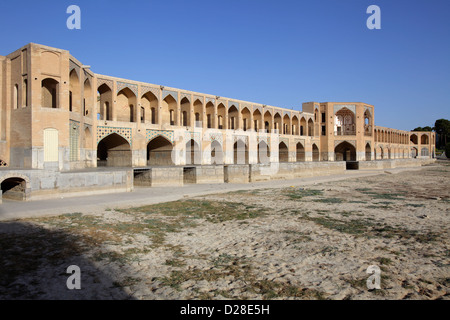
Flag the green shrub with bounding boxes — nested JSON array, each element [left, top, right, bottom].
[[445, 142, 450, 158]]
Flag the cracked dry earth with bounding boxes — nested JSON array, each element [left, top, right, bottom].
[[0, 163, 449, 300]]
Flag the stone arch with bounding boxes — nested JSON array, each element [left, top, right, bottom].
[[0, 174, 30, 201], [296, 142, 305, 162], [13, 83, 19, 109], [147, 136, 174, 166], [364, 109, 372, 135], [233, 140, 248, 164], [282, 114, 290, 135], [41, 78, 59, 108], [253, 109, 262, 132], [365, 143, 371, 161], [292, 115, 299, 135], [241, 107, 251, 131], [97, 83, 112, 121], [264, 111, 272, 133], [206, 101, 214, 128], [308, 118, 314, 136], [97, 133, 131, 167], [312, 143, 320, 161], [180, 97, 191, 127], [217, 103, 226, 129], [116, 87, 137, 122], [186, 139, 201, 165], [274, 112, 282, 133], [83, 78, 92, 116], [411, 147, 418, 158], [335, 107, 355, 135], [421, 147, 429, 157], [300, 117, 307, 136], [410, 134, 418, 144], [193, 99, 203, 128], [279, 141, 289, 162], [162, 94, 177, 126], [69, 71, 81, 113], [420, 134, 429, 144], [257, 141, 270, 164], [210, 140, 223, 165], [334, 141, 356, 161], [141, 91, 158, 124], [228, 105, 239, 130], [84, 126, 93, 149]]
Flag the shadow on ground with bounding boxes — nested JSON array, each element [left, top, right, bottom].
[[0, 221, 133, 299]]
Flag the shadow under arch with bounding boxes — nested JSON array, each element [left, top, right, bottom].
[[335, 141, 356, 161], [147, 136, 174, 166], [97, 133, 132, 167]]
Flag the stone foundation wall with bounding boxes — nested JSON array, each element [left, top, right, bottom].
[[195, 165, 224, 184], [0, 168, 133, 201], [224, 165, 250, 184], [358, 158, 436, 170]]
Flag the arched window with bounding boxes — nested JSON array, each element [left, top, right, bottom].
[[23, 79, 28, 107], [141, 107, 145, 123], [13, 84, 19, 109], [41, 78, 59, 108]]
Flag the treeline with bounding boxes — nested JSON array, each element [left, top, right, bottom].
[[413, 119, 449, 150]]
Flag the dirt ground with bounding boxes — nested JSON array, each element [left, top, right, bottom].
[[0, 162, 449, 300]]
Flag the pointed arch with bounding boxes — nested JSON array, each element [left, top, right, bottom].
[[233, 140, 248, 164], [97, 133, 131, 167], [279, 141, 289, 162], [69, 70, 80, 113], [41, 78, 59, 108], [228, 105, 239, 130], [210, 140, 223, 164], [241, 107, 251, 131], [141, 91, 158, 124], [83, 78, 92, 116], [186, 139, 201, 165], [257, 140, 270, 164], [365, 143, 371, 161], [206, 101, 215, 128], [217, 103, 226, 129], [147, 136, 174, 166], [97, 83, 112, 121], [264, 111, 272, 133], [296, 142, 305, 162], [193, 99, 203, 128], [162, 94, 177, 126], [312, 143, 320, 162], [334, 141, 356, 161], [253, 109, 262, 132], [116, 87, 137, 122]]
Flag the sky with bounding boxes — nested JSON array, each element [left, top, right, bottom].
[[0, 0, 449, 131]]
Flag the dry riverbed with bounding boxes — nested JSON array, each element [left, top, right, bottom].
[[1, 163, 449, 300]]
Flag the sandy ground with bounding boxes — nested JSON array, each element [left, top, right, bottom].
[[0, 162, 449, 300]]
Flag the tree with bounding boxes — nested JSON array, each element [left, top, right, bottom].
[[412, 126, 433, 132], [435, 119, 450, 149]]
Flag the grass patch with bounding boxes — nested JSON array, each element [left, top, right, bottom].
[[158, 254, 327, 299], [300, 215, 440, 242], [285, 188, 323, 200], [313, 198, 344, 204], [359, 190, 406, 200], [125, 200, 267, 224]]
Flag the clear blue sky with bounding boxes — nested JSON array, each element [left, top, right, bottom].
[[1, 0, 449, 131]]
